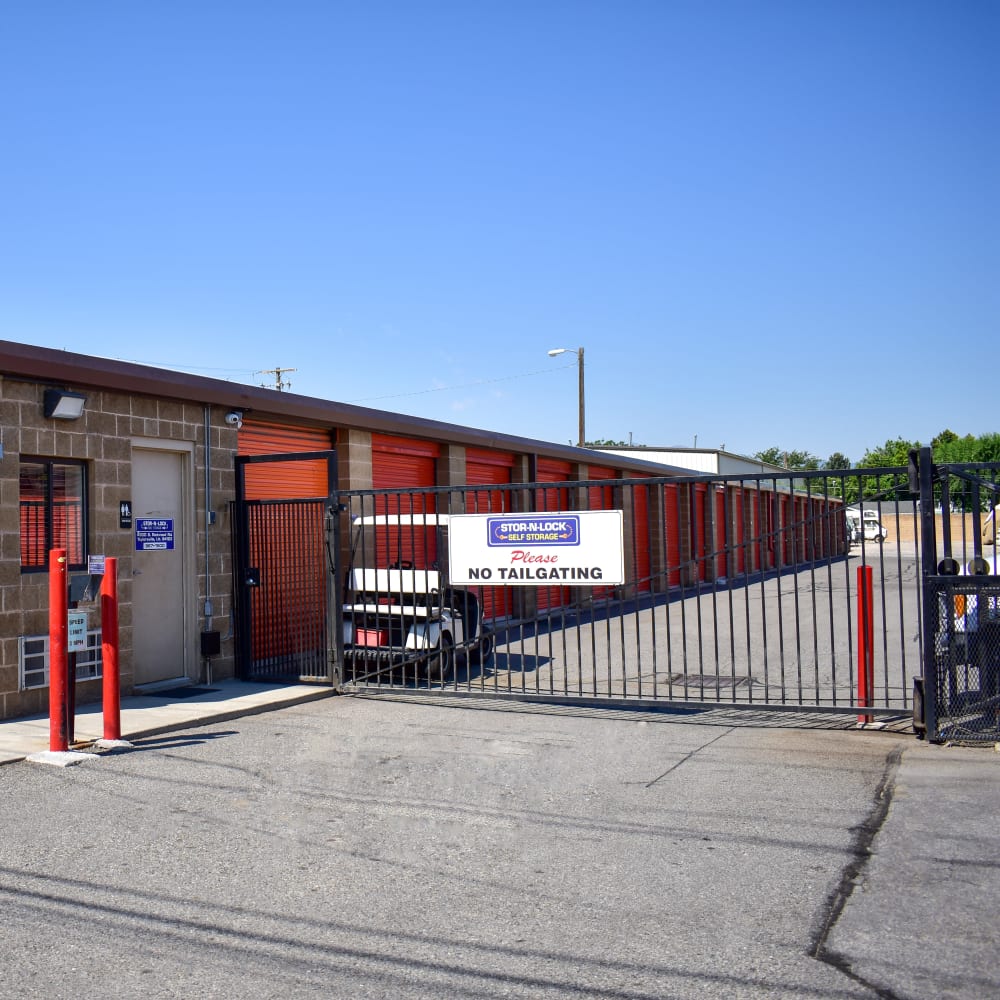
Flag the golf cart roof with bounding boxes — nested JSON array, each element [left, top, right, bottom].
[[352, 513, 452, 527]]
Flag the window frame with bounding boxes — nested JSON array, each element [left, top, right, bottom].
[[19, 456, 89, 573]]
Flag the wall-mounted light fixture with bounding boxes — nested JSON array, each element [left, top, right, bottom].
[[43, 388, 87, 420]]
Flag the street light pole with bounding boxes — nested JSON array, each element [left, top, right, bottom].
[[547, 346, 585, 447]]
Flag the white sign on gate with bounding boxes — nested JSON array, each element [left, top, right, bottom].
[[448, 510, 624, 586]]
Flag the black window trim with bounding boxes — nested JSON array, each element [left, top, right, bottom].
[[19, 456, 89, 574]]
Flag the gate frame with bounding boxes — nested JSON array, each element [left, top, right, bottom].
[[914, 446, 1000, 742]]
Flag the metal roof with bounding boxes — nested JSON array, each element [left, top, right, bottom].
[[0, 338, 692, 476]]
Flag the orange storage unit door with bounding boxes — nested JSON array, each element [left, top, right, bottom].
[[714, 485, 728, 579], [465, 448, 516, 513], [535, 458, 574, 612], [628, 475, 651, 594], [465, 448, 516, 621], [730, 486, 746, 576], [662, 483, 682, 588], [238, 420, 333, 499], [372, 434, 439, 491], [780, 494, 792, 565], [371, 434, 441, 567], [586, 464, 617, 511], [692, 482, 708, 582], [586, 465, 618, 602]]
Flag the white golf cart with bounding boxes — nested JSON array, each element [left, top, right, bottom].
[[340, 512, 494, 684]]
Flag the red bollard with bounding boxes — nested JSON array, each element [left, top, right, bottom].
[[101, 558, 121, 741], [857, 565, 874, 725], [48, 548, 69, 752]]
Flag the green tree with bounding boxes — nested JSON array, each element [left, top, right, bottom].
[[973, 433, 1000, 463], [753, 447, 819, 470], [824, 452, 852, 471], [859, 437, 918, 468], [857, 437, 919, 501], [932, 430, 977, 464]]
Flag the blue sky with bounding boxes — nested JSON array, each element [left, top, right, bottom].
[[1, 1, 996, 464]]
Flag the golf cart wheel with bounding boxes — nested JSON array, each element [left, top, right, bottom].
[[475, 630, 495, 666], [428, 632, 455, 684]]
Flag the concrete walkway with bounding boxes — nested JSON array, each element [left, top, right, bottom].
[[0, 679, 338, 765]]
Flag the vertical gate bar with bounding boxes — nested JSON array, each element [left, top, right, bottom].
[[940, 476, 953, 559], [623, 483, 642, 698], [649, 481, 663, 700], [886, 482, 906, 706], [857, 564, 874, 724], [233, 458, 251, 679], [810, 489, 821, 704], [790, 484, 804, 704], [752, 479, 766, 705], [708, 483, 721, 701], [873, 496, 890, 706], [809, 484, 824, 704], [724, 482, 738, 695], [742, 479, 754, 704], [826, 473, 844, 705], [663, 482, 677, 700], [327, 499, 342, 687], [842, 473, 861, 706], [698, 482, 707, 697], [918, 446, 939, 739], [774, 485, 788, 704], [971, 480, 983, 564], [678, 482, 692, 697]]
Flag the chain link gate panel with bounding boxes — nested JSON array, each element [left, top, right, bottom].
[[914, 447, 1000, 743]]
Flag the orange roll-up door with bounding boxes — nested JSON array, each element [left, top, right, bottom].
[[371, 434, 440, 567], [465, 448, 516, 621], [587, 465, 618, 602], [238, 419, 333, 499], [535, 458, 573, 612]]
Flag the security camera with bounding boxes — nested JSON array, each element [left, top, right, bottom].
[[225, 411, 243, 429]]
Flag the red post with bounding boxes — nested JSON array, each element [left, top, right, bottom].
[[857, 565, 874, 724], [101, 558, 121, 741], [48, 548, 69, 752]]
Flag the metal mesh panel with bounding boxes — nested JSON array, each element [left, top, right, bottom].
[[931, 579, 1000, 743], [246, 499, 329, 680]]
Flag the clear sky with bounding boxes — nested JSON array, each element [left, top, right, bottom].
[[1, 1, 996, 464]]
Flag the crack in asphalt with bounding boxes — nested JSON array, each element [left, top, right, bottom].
[[809, 745, 905, 999]]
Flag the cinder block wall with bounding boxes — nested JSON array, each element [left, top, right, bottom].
[[0, 376, 237, 721]]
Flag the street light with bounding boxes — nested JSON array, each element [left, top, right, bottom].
[[547, 346, 585, 447]]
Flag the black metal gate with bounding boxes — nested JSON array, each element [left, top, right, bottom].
[[228, 451, 1000, 734], [913, 447, 1000, 743], [232, 451, 339, 683], [334, 473, 921, 720]]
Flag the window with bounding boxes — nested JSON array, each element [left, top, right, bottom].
[[19, 458, 88, 571], [18, 632, 103, 690]]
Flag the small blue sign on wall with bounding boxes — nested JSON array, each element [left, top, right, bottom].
[[135, 518, 175, 551]]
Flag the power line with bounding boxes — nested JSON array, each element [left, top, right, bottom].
[[101, 355, 574, 402], [256, 366, 297, 391], [345, 363, 575, 404]]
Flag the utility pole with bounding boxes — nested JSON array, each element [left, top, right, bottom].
[[257, 367, 297, 392]]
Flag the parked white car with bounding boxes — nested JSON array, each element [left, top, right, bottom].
[[846, 508, 886, 544]]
